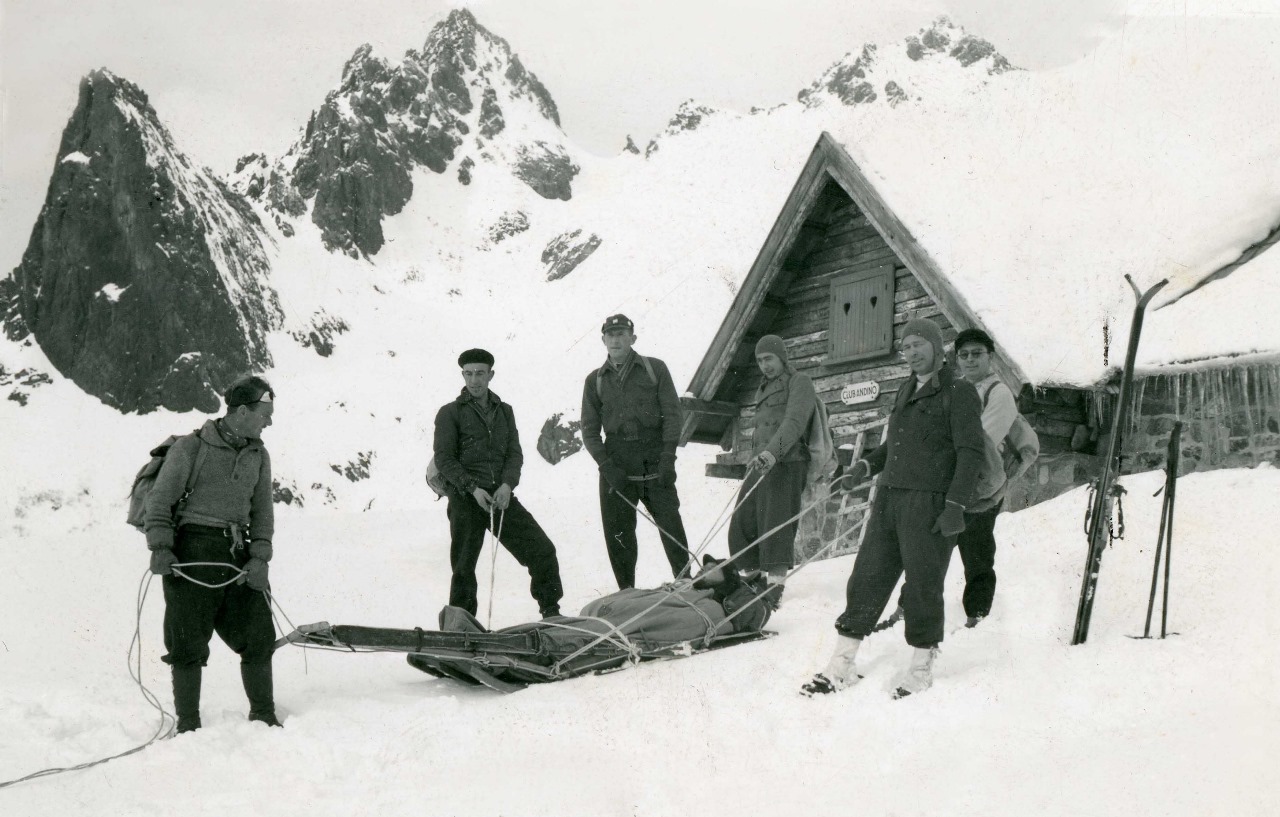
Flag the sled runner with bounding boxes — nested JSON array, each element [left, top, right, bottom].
[[275, 564, 776, 692]]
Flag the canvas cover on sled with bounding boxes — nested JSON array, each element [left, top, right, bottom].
[[278, 579, 773, 689]]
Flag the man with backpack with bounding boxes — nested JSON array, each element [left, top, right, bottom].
[[433, 349, 564, 619], [802, 319, 985, 699], [580, 314, 693, 590], [726, 335, 822, 605], [951, 327, 1034, 627], [143, 375, 281, 733]]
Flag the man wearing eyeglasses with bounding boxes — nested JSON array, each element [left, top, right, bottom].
[[144, 375, 282, 733], [950, 328, 1020, 628]]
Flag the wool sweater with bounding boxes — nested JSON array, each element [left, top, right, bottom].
[[144, 419, 274, 551]]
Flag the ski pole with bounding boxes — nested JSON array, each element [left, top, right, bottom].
[[1160, 427, 1180, 639], [1142, 423, 1181, 638], [486, 505, 505, 630]]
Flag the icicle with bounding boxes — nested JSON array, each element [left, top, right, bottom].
[[1240, 366, 1253, 431], [1130, 377, 1147, 440]]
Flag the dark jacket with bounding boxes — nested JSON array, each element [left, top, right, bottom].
[[433, 389, 523, 494], [144, 419, 274, 551], [864, 366, 985, 507], [749, 370, 817, 463], [581, 351, 682, 463]]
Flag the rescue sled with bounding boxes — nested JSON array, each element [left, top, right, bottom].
[[275, 565, 776, 693]]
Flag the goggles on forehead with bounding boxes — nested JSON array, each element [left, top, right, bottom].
[[252, 392, 274, 404]]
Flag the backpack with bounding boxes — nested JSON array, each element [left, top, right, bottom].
[[595, 355, 657, 400], [981, 380, 1040, 482], [989, 383, 1039, 481], [805, 394, 837, 485], [424, 457, 448, 499], [127, 431, 207, 531]]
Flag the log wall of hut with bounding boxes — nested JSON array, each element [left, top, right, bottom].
[[711, 179, 951, 471]]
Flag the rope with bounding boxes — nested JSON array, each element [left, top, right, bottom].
[[616, 467, 773, 582], [486, 506, 506, 630], [551, 482, 843, 675], [0, 570, 175, 790], [678, 467, 770, 578], [716, 520, 852, 634], [170, 561, 246, 589], [611, 486, 699, 575]]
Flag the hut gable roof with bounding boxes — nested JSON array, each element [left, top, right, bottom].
[[682, 132, 1028, 444]]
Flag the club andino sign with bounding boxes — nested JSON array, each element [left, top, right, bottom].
[[840, 380, 880, 405]]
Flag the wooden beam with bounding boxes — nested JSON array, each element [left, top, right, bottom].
[[706, 462, 748, 481], [679, 396, 739, 418]]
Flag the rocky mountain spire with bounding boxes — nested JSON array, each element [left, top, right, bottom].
[[3, 70, 281, 413], [245, 8, 578, 258]]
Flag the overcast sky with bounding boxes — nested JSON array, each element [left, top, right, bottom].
[[3, 0, 1269, 268]]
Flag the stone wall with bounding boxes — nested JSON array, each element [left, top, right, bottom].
[[1123, 362, 1280, 473]]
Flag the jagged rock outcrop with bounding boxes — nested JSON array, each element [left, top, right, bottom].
[[0, 364, 52, 407], [291, 311, 350, 357], [258, 9, 577, 257], [3, 70, 282, 413], [487, 211, 530, 244], [904, 19, 1014, 73], [644, 100, 721, 157], [800, 17, 1016, 109], [542, 230, 602, 281]]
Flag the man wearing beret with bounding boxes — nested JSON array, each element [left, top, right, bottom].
[[433, 349, 564, 619], [581, 314, 693, 590], [144, 375, 281, 732], [802, 318, 985, 699]]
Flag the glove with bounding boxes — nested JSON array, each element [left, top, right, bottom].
[[658, 453, 677, 488], [492, 483, 512, 511], [751, 451, 777, 473], [931, 501, 967, 537], [248, 540, 273, 562], [834, 459, 870, 491], [600, 459, 628, 491], [242, 557, 270, 592], [150, 548, 178, 576]]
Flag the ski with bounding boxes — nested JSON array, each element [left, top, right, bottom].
[[1071, 274, 1168, 645]]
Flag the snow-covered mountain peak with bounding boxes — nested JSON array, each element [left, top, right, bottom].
[[239, 8, 577, 258], [3, 68, 281, 413], [799, 16, 1014, 109]]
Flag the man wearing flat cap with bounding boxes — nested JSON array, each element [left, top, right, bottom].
[[433, 349, 564, 618], [581, 314, 693, 589], [144, 374, 282, 732]]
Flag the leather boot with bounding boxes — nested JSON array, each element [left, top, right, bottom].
[[800, 635, 862, 696], [241, 662, 282, 727], [172, 665, 202, 734], [893, 645, 939, 699]]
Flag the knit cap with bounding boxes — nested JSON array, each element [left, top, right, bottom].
[[754, 335, 788, 362], [901, 319, 945, 372]]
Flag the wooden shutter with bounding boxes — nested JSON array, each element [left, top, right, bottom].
[[828, 264, 894, 362]]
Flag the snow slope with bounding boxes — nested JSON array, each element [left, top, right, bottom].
[[2, 459, 1278, 815], [3, 9, 1280, 815]]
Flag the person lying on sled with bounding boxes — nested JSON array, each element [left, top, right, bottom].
[[393, 556, 778, 686], [441, 554, 774, 644]]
